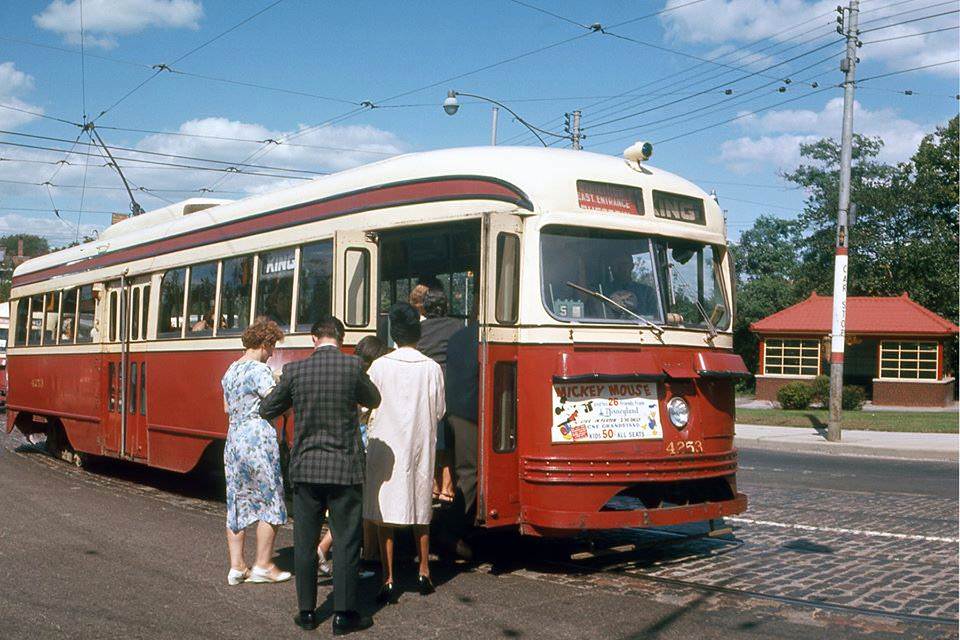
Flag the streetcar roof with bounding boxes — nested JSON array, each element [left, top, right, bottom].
[[14, 146, 723, 280]]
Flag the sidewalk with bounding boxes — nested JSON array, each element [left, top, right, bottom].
[[735, 423, 960, 462]]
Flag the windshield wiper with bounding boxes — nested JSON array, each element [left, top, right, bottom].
[[667, 266, 718, 338], [565, 281, 664, 338]]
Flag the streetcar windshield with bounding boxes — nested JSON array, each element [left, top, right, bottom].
[[540, 226, 728, 330]]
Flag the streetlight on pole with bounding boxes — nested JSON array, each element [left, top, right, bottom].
[[443, 90, 583, 148]]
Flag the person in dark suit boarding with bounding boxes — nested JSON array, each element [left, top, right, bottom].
[[259, 316, 380, 636]]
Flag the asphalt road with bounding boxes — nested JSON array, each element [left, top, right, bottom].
[[0, 427, 955, 640]]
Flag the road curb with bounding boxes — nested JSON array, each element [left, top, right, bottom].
[[734, 436, 959, 462]]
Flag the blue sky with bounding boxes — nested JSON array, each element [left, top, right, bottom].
[[0, 0, 957, 247]]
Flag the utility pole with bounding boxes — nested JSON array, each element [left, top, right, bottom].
[[564, 110, 583, 150], [490, 106, 499, 146], [827, 0, 860, 442]]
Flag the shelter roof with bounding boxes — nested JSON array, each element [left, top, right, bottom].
[[750, 293, 959, 336]]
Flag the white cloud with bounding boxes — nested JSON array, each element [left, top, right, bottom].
[[0, 213, 100, 247], [660, 0, 958, 77], [719, 97, 929, 171], [0, 62, 43, 129], [34, 0, 203, 49]]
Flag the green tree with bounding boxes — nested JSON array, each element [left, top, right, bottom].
[[0, 234, 50, 301], [782, 117, 958, 323]]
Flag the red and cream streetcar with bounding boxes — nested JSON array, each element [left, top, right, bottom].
[[7, 145, 748, 536]]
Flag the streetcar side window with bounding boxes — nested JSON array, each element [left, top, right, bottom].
[[28, 295, 42, 345], [157, 268, 187, 339], [493, 361, 518, 452], [14, 298, 27, 346], [75, 285, 97, 343], [140, 363, 147, 416], [219, 255, 253, 335], [42, 292, 58, 345], [142, 285, 150, 340], [344, 249, 370, 328], [296, 240, 333, 333], [256, 248, 295, 331], [131, 287, 141, 341], [186, 261, 217, 336], [129, 362, 138, 414], [108, 290, 119, 342], [60, 288, 78, 344], [495, 233, 520, 325]]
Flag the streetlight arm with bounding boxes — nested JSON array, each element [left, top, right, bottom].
[[452, 92, 569, 147]]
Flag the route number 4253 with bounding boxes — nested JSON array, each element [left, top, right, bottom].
[[666, 440, 703, 455]]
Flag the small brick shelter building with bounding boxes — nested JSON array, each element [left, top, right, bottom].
[[751, 293, 958, 407]]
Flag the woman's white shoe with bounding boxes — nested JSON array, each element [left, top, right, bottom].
[[227, 568, 249, 586], [247, 565, 292, 583]]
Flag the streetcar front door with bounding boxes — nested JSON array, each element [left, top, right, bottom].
[[478, 213, 523, 527]]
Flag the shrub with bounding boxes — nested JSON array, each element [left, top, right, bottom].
[[810, 375, 831, 406], [777, 381, 813, 410], [841, 385, 866, 411]]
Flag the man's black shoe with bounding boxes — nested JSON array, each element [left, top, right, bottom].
[[294, 610, 319, 631], [332, 611, 373, 636]]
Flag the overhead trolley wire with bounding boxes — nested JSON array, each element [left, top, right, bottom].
[[0, 129, 326, 175], [91, 0, 286, 122], [583, 38, 844, 132], [646, 57, 959, 146], [501, 10, 840, 145], [0, 140, 316, 181], [859, 23, 958, 42]]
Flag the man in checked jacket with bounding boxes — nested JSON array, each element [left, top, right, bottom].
[[260, 315, 381, 635]]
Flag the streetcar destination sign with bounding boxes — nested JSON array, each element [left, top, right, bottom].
[[551, 381, 663, 443]]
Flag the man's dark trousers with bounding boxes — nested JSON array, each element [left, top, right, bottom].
[[293, 482, 362, 613]]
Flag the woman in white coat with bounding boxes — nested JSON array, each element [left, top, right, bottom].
[[364, 302, 445, 603]]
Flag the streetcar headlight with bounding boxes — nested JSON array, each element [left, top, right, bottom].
[[667, 397, 689, 429]]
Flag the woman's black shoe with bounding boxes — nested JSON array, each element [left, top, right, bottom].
[[417, 574, 435, 595], [376, 582, 397, 604]]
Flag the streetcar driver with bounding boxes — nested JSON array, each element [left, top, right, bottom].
[[605, 253, 658, 319]]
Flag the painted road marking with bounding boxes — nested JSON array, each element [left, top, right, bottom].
[[727, 517, 959, 544]]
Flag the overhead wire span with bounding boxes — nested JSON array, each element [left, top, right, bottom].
[[0, 129, 327, 174], [0, 140, 316, 181], [859, 8, 959, 33], [500, 12, 840, 145], [584, 53, 840, 141], [860, 23, 959, 42], [583, 38, 844, 132], [0, 177, 245, 194], [91, 0, 286, 122]]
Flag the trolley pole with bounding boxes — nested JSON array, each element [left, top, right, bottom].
[[827, 0, 860, 442]]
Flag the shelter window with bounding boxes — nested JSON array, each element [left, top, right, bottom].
[[256, 248, 295, 331], [14, 298, 28, 346], [75, 285, 97, 343], [186, 261, 217, 336], [879, 341, 937, 380], [296, 240, 333, 332], [158, 268, 187, 339], [220, 256, 253, 335], [763, 338, 820, 376], [60, 288, 78, 344]]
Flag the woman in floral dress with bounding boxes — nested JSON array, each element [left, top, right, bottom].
[[221, 318, 291, 585]]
